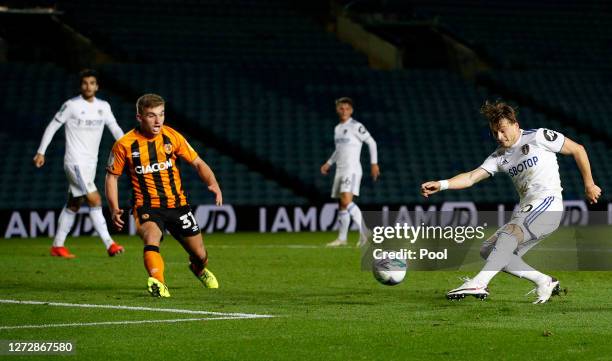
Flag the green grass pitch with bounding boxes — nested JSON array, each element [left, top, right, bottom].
[[1, 232, 612, 360]]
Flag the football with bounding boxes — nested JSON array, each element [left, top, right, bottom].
[[372, 258, 407, 286]]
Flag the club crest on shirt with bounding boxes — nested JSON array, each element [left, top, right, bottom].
[[142, 213, 150, 220], [164, 144, 173, 154], [343, 129, 348, 134], [521, 144, 530, 155]]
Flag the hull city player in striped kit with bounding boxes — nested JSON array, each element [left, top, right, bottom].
[[105, 94, 221, 297], [33, 69, 125, 258], [421, 100, 601, 304], [321, 97, 379, 247]]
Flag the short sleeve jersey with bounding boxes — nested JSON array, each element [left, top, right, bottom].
[[480, 128, 565, 202], [107, 125, 198, 208]]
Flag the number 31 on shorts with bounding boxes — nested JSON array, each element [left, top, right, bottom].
[[179, 211, 199, 230]]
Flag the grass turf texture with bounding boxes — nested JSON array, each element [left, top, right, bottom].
[[1, 232, 611, 361]]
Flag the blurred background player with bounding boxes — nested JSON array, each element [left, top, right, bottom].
[[321, 97, 380, 247], [421, 100, 601, 304], [105, 93, 222, 297], [33, 69, 125, 258]]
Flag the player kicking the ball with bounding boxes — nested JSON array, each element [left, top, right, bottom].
[[34, 69, 125, 258], [321, 97, 379, 247], [421, 100, 601, 304], [105, 94, 221, 297]]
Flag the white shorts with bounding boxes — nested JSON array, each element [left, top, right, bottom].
[[331, 172, 362, 198], [482, 196, 563, 257], [64, 163, 98, 197]]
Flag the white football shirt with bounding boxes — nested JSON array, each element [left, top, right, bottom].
[[480, 128, 565, 202], [37, 95, 124, 165], [327, 118, 378, 173]]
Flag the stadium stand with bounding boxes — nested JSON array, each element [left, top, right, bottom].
[[0, 0, 608, 208], [0, 63, 305, 209]]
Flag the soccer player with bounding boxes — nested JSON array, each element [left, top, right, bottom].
[[321, 97, 380, 247], [421, 100, 601, 304], [105, 93, 221, 297], [33, 69, 125, 258]]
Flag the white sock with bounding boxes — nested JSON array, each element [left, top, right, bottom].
[[347, 202, 363, 232], [337, 210, 350, 241], [90, 206, 114, 249], [472, 232, 518, 286], [504, 255, 550, 286], [53, 207, 76, 247]]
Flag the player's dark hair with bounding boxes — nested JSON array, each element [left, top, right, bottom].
[[335, 97, 353, 107], [481, 100, 518, 127], [136, 93, 165, 115], [79, 69, 98, 84]]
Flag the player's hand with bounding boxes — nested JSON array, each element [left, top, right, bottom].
[[371, 164, 380, 181], [320, 163, 331, 175], [208, 183, 223, 206], [111, 208, 125, 230], [33, 153, 45, 168], [585, 183, 601, 204], [420, 181, 441, 198]]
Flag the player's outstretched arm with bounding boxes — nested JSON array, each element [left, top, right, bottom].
[[421, 167, 490, 198], [105, 172, 124, 230], [559, 137, 602, 204], [192, 157, 223, 206], [33, 120, 63, 168]]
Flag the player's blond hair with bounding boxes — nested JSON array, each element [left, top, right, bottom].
[[335, 97, 353, 107], [136, 93, 165, 115], [481, 100, 518, 127]]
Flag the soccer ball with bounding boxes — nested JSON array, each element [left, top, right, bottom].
[[372, 258, 407, 286]]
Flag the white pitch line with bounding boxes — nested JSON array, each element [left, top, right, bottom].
[[0, 316, 268, 330], [0, 299, 274, 319]]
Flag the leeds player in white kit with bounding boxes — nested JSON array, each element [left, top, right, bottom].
[[421, 101, 601, 304], [33, 70, 126, 258], [321, 97, 380, 247]]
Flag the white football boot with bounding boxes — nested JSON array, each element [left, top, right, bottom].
[[326, 239, 348, 247], [446, 277, 489, 300], [529, 277, 560, 304]]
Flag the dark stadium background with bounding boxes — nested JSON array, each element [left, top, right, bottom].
[[1, 0, 610, 236]]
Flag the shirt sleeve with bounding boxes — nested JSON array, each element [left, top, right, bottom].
[[104, 103, 124, 140], [54, 101, 72, 124], [535, 128, 565, 153], [364, 136, 378, 164], [36, 120, 63, 155], [174, 131, 199, 163], [354, 123, 372, 142], [480, 152, 499, 176], [106, 141, 127, 176]]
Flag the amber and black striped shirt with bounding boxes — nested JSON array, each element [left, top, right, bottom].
[[106, 125, 198, 208]]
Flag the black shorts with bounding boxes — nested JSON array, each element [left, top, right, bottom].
[[134, 205, 201, 240]]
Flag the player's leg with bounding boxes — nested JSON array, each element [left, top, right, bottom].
[[51, 164, 90, 257], [511, 198, 564, 303], [135, 208, 170, 297], [50, 193, 83, 258], [84, 190, 124, 256], [167, 206, 218, 288], [447, 223, 523, 300], [328, 173, 361, 246]]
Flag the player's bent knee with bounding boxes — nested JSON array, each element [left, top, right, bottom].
[[85, 192, 102, 207], [503, 223, 524, 242], [338, 194, 353, 209]]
